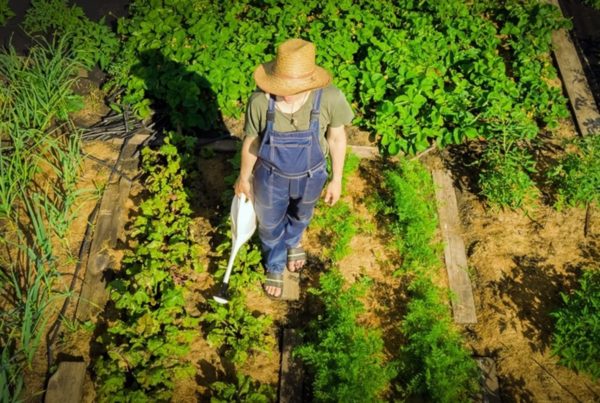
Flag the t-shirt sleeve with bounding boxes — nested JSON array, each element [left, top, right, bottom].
[[329, 87, 354, 128], [242, 92, 264, 140]]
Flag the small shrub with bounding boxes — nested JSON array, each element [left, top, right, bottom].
[[551, 269, 600, 379], [549, 135, 600, 210], [479, 140, 538, 209]]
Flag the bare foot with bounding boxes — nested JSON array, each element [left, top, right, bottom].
[[264, 272, 283, 298], [264, 284, 282, 298], [287, 245, 306, 272]]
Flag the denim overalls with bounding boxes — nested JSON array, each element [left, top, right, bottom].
[[252, 89, 328, 274]]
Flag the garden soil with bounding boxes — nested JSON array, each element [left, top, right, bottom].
[[435, 123, 600, 403], [454, 178, 600, 402]]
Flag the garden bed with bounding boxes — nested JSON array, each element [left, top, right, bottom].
[[7, 115, 599, 401], [3, 0, 599, 401], [71, 143, 599, 401]]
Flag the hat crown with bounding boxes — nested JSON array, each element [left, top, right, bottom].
[[253, 38, 332, 96], [272, 39, 316, 79]]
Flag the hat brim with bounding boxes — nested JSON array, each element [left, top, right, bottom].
[[253, 60, 332, 96]]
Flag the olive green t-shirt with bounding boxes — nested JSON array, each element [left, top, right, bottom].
[[242, 84, 354, 156]]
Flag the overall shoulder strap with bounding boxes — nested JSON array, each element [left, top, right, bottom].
[[310, 89, 323, 121], [267, 94, 276, 122]]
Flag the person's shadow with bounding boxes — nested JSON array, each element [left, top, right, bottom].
[[130, 49, 228, 136], [129, 48, 233, 226]]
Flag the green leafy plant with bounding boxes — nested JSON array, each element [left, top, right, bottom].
[[312, 202, 356, 263], [213, 232, 265, 293], [209, 373, 275, 402], [199, 146, 274, 365], [23, 0, 119, 69], [549, 135, 600, 210], [0, 38, 83, 135], [295, 270, 396, 402], [93, 133, 203, 400], [202, 295, 274, 365], [383, 159, 440, 275], [479, 137, 539, 209], [551, 269, 600, 379], [312, 151, 361, 263], [397, 277, 480, 402], [0, 0, 14, 26]]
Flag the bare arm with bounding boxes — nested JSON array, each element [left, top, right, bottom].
[[234, 136, 259, 200], [324, 125, 347, 206]]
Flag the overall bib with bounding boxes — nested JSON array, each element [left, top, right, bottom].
[[253, 89, 328, 274]]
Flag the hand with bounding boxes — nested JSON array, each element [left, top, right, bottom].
[[234, 176, 253, 201], [324, 179, 342, 206]]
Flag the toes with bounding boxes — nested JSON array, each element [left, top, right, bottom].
[[265, 285, 282, 297]]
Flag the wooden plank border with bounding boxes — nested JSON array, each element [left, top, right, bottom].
[[547, 0, 600, 135], [431, 169, 478, 324], [279, 328, 304, 403], [75, 132, 149, 321]]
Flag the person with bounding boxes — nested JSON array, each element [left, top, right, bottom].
[[234, 38, 354, 298]]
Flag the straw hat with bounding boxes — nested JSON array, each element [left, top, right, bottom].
[[253, 39, 332, 96]]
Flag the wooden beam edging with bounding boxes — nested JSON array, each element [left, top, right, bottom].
[[431, 169, 477, 324], [279, 328, 304, 403], [75, 132, 149, 321], [547, 0, 600, 135], [44, 362, 86, 403]]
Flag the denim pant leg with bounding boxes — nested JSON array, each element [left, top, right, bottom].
[[253, 164, 290, 274], [284, 166, 329, 248]]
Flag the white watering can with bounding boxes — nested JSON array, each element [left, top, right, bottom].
[[213, 193, 257, 304]]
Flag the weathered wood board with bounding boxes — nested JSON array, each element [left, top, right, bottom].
[[76, 133, 149, 321], [279, 329, 303, 403], [282, 269, 300, 301], [547, 0, 600, 135], [432, 169, 477, 324], [476, 357, 502, 403], [44, 361, 86, 403]]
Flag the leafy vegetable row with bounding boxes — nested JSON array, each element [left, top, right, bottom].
[[24, 0, 577, 209], [0, 38, 87, 402], [380, 159, 480, 401], [93, 133, 203, 400]]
